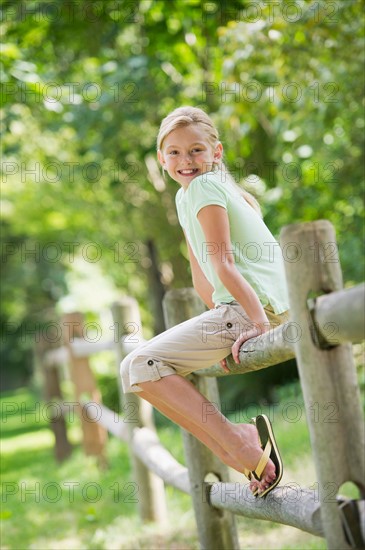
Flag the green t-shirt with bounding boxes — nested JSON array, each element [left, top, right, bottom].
[[175, 170, 289, 313]]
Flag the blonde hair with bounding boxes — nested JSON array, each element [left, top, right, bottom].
[[157, 106, 262, 217]]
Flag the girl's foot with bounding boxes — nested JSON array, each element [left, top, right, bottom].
[[228, 423, 277, 495]]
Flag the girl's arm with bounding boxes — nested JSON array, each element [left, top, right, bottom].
[[183, 230, 215, 309], [196, 205, 270, 332]]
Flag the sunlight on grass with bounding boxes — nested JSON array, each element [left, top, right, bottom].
[[1, 429, 54, 454], [90, 508, 198, 550], [0, 385, 342, 549]]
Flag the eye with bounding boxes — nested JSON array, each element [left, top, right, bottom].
[[168, 150, 178, 155], [192, 148, 203, 153]]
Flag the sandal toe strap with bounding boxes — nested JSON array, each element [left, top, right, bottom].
[[254, 439, 272, 480]]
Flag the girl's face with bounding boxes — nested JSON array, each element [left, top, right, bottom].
[[158, 124, 223, 189]]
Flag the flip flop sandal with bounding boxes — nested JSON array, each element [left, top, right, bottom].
[[243, 414, 283, 498], [243, 468, 260, 497], [243, 417, 260, 496], [254, 414, 283, 498]]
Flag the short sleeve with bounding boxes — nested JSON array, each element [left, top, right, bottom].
[[175, 188, 185, 227], [188, 174, 227, 218]]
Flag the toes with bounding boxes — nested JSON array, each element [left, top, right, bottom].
[[246, 467, 276, 496], [257, 482, 270, 495], [249, 480, 259, 494]]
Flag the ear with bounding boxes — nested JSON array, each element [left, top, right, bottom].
[[157, 149, 165, 168], [214, 142, 223, 162]]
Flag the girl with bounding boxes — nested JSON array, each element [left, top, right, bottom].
[[121, 106, 290, 497]]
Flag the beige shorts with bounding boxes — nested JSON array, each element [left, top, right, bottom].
[[120, 302, 289, 394]]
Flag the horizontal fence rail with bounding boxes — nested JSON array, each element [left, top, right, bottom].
[[197, 321, 296, 377], [310, 283, 365, 346], [197, 282, 365, 378], [72, 400, 365, 541], [43, 340, 114, 368], [77, 399, 191, 493], [43, 283, 364, 374], [208, 484, 323, 537], [37, 221, 365, 550], [73, 401, 323, 535], [44, 338, 147, 368]]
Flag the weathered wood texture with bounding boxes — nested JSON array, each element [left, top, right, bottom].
[[43, 340, 114, 368], [163, 288, 240, 550], [195, 283, 364, 378], [37, 220, 365, 548], [210, 484, 364, 542], [36, 332, 72, 462], [209, 483, 323, 536], [91, 401, 365, 542], [132, 426, 191, 494], [62, 312, 107, 460], [312, 283, 365, 345], [42, 284, 364, 375], [281, 220, 365, 550], [196, 320, 296, 377]]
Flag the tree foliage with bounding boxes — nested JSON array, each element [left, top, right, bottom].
[[1, 0, 364, 386]]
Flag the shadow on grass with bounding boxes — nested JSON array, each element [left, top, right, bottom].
[[1, 444, 60, 476], [1, 423, 52, 440]]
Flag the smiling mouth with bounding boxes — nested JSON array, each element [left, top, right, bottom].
[[177, 169, 199, 176]]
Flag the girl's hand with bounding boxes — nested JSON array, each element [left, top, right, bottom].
[[232, 325, 270, 364], [219, 358, 230, 373]]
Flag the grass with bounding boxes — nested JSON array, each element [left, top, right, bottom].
[[1, 380, 360, 550]]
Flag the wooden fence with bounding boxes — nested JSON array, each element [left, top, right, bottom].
[[36, 220, 365, 549]]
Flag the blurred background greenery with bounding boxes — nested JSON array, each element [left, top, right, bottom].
[[1, 384, 330, 550], [1, 0, 364, 404], [1, 2, 364, 549]]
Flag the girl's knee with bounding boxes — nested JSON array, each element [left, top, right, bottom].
[[120, 354, 132, 378]]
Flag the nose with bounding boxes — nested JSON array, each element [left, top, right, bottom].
[[181, 153, 192, 163]]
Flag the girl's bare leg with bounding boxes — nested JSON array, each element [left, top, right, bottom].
[[138, 374, 276, 492], [138, 389, 244, 472]]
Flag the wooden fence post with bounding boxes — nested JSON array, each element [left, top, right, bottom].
[[163, 288, 240, 550], [36, 330, 72, 462], [62, 312, 107, 464], [280, 220, 365, 549], [111, 298, 167, 523]]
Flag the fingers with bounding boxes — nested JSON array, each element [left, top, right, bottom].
[[231, 329, 263, 363], [231, 341, 240, 363], [232, 336, 247, 363], [219, 358, 230, 373]]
